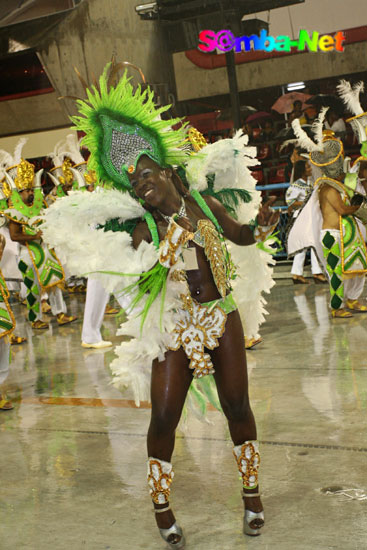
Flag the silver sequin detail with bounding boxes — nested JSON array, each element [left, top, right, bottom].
[[110, 129, 153, 173]]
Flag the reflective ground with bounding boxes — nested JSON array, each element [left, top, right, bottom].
[[1, 283, 367, 550]]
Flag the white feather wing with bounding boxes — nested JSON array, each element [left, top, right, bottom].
[[41, 189, 150, 293]]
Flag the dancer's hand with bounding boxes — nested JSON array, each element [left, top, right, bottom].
[[176, 216, 194, 233], [257, 196, 279, 227]]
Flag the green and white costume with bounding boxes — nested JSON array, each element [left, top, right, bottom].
[[0, 267, 15, 339], [0, 268, 14, 388], [3, 193, 66, 322], [41, 62, 277, 414], [288, 102, 367, 311]]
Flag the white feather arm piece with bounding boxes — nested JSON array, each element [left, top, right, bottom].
[[291, 119, 321, 152], [311, 107, 329, 145], [337, 79, 364, 116], [230, 242, 275, 339], [41, 189, 151, 293]]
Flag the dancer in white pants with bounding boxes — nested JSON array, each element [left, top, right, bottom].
[[286, 160, 326, 284], [81, 278, 112, 348]]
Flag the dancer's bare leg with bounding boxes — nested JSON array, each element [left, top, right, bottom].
[[148, 347, 192, 534], [210, 309, 263, 526]]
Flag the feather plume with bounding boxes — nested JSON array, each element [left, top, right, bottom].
[[279, 138, 297, 152], [0, 150, 14, 175], [63, 133, 84, 164], [337, 79, 364, 116], [312, 107, 329, 145], [48, 139, 66, 166], [291, 119, 320, 152], [13, 138, 27, 164]]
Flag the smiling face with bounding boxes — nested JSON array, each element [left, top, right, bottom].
[[128, 155, 175, 208]]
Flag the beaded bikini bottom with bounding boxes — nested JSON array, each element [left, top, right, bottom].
[[168, 293, 237, 378]]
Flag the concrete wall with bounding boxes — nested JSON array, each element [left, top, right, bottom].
[[39, 0, 174, 117], [173, 41, 367, 101], [173, 0, 367, 101], [0, 0, 173, 137], [0, 127, 76, 159], [244, 0, 366, 37]]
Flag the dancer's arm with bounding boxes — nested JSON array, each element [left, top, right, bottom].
[[322, 186, 359, 216], [202, 195, 279, 246], [8, 220, 42, 244]]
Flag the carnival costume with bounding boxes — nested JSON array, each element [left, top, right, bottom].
[[49, 135, 119, 346], [288, 96, 367, 316], [41, 63, 277, 544], [0, 226, 16, 409], [286, 175, 324, 281], [47, 135, 89, 294], [0, 141, 76, 328]]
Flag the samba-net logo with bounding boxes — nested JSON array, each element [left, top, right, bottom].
[[198, 29, 346, 53]]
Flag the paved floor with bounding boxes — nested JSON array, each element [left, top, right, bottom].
[[1, 283, 367, 550]]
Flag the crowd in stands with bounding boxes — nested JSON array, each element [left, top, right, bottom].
[[203, 101, 359, 207]]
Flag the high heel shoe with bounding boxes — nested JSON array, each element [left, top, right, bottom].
[[242, 492, 264, 536], [154, 506, 186, 548]]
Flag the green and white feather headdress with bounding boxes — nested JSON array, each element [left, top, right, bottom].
[[71, 62, 189, 191]]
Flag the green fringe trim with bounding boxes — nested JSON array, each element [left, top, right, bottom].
[[99, 217, 140, 236], [256, 231, 283, 255], [190, 189, 222, 233], [90, 262, 169, 332], [201, 175, 252, 219]]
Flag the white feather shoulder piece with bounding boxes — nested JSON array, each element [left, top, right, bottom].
[[185, 130, 261, 220], [185, 131, 258, 189]]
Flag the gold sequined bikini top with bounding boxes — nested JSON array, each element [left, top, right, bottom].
[[192, 219, 232, 298]]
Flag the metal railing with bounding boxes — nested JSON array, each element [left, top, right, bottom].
[[256, 182, 290, 258]]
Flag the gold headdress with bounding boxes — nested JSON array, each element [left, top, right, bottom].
[[187, 128, 207, 152], [60, 158, 74, 186], [12, 158, 35, 190], [84, 169, 97, 186], [2, 139, 42, 193]]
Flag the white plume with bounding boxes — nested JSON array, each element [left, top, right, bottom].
[[337, 79, 364, 116], [48, 139, 66, 167], [291, 119, 321, 152], [13, 138, 27, 164], [312, 106, 329, 145], [62, 134, 84, 164], [0, 150, 14, 177], [279, 138, 297, 152]]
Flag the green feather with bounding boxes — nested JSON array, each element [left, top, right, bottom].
[[201, 176, 252, 219], [98, 217, 139, 236], [71, 63, 189, 191]]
